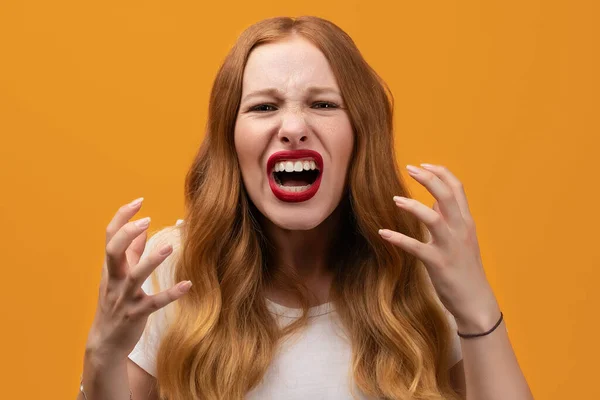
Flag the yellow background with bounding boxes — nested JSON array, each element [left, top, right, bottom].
[[1, 1, 598, 398]]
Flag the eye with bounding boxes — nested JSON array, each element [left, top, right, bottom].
[[250, 104, 277, 112], [248, 102, 339, 112], [312, 101, 339, 109]]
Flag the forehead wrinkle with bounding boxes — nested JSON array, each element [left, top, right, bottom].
[[243, 66, 327, 96], [241, 40, 339, 100]]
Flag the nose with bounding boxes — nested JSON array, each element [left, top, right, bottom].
[[277, 111, 309, 145]]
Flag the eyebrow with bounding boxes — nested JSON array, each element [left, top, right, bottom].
[[241, 86, 342, 103]]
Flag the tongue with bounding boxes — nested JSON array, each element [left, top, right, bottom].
[[280, 171, 312, 187], [282, 179, 310, 187]]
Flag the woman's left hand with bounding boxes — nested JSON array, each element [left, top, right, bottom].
[[378, 163, 501, 334]]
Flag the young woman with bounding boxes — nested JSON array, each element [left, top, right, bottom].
[[80, 16, 534, 400]]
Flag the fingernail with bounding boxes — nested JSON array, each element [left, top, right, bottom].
[[129, 197, 144, 208], [393, 196, 407, 203], [135, 217, 151, 229], [406, 165, 420, 174], [420, 163, 435, 169], [159, 244, 172, 256], [178, 280, 192, 292], [378, 229, 393, 238]]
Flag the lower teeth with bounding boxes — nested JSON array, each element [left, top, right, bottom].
[[278, 183, 312, 193]]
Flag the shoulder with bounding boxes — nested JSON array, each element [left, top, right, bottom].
[[129, 220, 185, 377], [144, 219, 184, 255]]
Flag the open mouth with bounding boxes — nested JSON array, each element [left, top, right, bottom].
[[267, 150, 324, 202], [272, 160, 320, 192]]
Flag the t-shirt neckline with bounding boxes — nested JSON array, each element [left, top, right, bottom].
[[265, 298, 335, 318]]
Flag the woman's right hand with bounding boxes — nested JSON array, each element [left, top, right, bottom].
[[85, 197, 192, 363]]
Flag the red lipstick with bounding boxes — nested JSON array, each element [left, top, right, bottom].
[[267, 150, 324, 203]]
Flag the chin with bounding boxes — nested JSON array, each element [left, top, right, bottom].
[[245, 180, 347, 232], [262, 204, 333, 231]]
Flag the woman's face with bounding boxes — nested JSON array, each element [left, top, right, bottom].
[[234, 36, 354, 231]]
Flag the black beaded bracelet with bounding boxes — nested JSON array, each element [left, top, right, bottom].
[[457, 312, 503, 339]]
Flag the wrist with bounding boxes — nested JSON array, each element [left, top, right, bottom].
[[81, 352, 131, 400], [84, 342, 129, 371], [455, 303, 502, 334]]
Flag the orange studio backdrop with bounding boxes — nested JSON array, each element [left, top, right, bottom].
[[0, 1, 598, 398]]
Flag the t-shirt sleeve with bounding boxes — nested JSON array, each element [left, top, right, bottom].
[[127, 224, 182, 377]]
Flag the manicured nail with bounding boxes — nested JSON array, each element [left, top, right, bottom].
[[406, 165, 420, 174], [420, 163, 435, 169], [135, 217, 151, 228], [178, 280, 192, 292], [129, 197, 144, 208], [378, 229, 393, 238], [393, 196, 407, 203]]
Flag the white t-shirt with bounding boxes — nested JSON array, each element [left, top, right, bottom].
[[128, 224, 463, 400]]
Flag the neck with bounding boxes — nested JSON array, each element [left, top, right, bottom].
[[258, 203, 343, 307]]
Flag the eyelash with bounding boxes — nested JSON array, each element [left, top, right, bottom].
[[249, 102, 339, 112]]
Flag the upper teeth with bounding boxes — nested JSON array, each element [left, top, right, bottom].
[[274, 160, 317, 172]]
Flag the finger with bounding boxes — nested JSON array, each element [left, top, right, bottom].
[[105, 217, 152, 279], [127, 241, 173, 291], [393, 196, 451, 245], [105, 197, 145, 245], [432, 201, 440, 214], [126, 229, 148, 267], [420, 164, 474, 224], [142, 281, 192, 315], [378, 228, 438, 266], [406, 165, 465, 230]]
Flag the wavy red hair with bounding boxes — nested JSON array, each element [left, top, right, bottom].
[[153, 16, 462, 400]]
